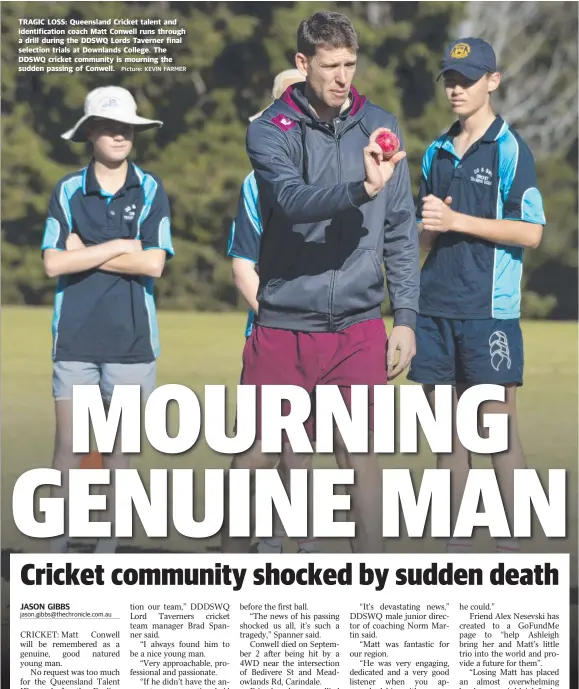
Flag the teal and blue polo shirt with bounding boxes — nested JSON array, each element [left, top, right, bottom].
[[227, 170, 261, 337], [41, 158, 174, 363], [417, 116, 546, 320]]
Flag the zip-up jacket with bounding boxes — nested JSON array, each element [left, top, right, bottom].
[[245, 83, 419, 333]]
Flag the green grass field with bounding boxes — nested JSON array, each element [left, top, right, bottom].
[[1, 307, 577, 573]]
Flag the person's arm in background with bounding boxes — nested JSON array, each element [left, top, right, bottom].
[[41, 186, 139, 277], [246, 118, 404, 225], [99, 175, 174, 277], [381, 119, 420, 379], [232, 259, 259, 314], [421, 136, 545, 247], [228, 172, 262, 314]]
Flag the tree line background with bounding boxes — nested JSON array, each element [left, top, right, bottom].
[[2, 1, 577, 319]]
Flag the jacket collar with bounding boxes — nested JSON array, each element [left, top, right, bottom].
[[280, 82, 368, 124]]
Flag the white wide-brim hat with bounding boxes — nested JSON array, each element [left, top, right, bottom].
[[249, 68, 305, 122], [61, 85, 163, 142]]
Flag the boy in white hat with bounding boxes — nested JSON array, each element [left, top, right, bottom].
[[42, 86, 174, 554]]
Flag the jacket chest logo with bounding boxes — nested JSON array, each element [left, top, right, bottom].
[[271, 114, 297, 131], [470, 167, 493, 186]]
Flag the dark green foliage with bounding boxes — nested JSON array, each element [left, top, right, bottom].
[[1, 2, 576, 317]]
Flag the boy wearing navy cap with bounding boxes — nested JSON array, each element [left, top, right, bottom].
[[409, 39, 546, 554], [42, 85, 174, 554]]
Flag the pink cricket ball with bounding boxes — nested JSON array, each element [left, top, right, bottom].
[[376, 131, 400, 159]]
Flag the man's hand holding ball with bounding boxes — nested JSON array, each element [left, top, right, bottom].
[[363, 127, 406, 198]]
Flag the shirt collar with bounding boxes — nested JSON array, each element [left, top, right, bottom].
[[82, 158, 142, 196], [482, 115, 506, 142], [435, 115, 506, 157], [444, 115, 506, 143]]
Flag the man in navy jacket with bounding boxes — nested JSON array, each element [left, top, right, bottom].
[[225, 11, 419, 554]]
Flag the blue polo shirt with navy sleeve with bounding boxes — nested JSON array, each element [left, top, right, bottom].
[[41, 158, 174, 364], [227, 170, 261, 337], [417, 116, 546, 320]]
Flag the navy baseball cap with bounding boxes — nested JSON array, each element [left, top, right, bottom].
[[437, 38, 497, 81]]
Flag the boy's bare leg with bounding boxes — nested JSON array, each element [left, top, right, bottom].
[[49, 401, 79, 553], [94, 368, 157, 553], [96, 423, 130, 554], [49, 391, 120, 553], [486, 384, 526, 552], [425, 384, 473, 552]]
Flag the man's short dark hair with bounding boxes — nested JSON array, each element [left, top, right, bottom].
[[297, 11, 358, 57]]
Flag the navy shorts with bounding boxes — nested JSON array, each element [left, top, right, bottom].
[[407, 316, 523, 386]]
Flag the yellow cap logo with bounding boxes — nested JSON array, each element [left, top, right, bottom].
[[450, 43, 470, 59]]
